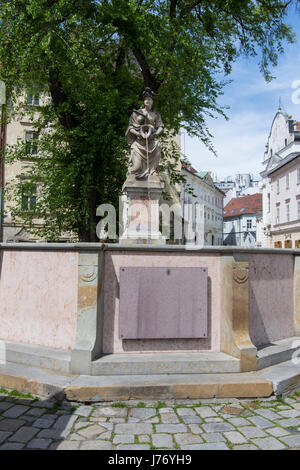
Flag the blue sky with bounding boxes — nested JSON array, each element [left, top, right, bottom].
[[183, 6, 300, 181]]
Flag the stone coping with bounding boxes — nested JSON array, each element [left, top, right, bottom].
[[0, 242, 299, 255]]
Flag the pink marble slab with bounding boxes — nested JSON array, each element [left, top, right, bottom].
[[119, 267, 208, 339], [249, 254, 294, 347], [0, 250, 78, 350]]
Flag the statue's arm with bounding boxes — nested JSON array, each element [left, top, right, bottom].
[[126, 112, 141, 142]]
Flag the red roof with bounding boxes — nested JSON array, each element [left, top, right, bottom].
[[224, 193, 262, 218], [181, 162, 198, 174]]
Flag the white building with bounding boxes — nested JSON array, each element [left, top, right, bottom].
[[181, 164, 225, 245], [214, 173, 260, 206], [260, 107, 300, 248], [223, 193, 262, 247]]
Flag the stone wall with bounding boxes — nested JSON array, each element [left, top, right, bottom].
[[0, 243, 299, 374]]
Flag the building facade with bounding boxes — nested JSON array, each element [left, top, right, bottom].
[[223, 193, 262, 247], [181, 165, 224, 245], [214, 173, 260, 206], [2, 95, 40, 241], [260, 107, 300, 248]]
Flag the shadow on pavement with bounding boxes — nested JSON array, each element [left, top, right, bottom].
[[0, 389, 78, 450]]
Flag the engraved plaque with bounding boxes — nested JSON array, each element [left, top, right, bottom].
[[119, 267, 208, 339]]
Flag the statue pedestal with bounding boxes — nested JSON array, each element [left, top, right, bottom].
[[120, 175, 166, 245]]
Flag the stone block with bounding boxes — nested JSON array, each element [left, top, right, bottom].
[[114, 423, 153, 434], [223, 431, 248, 444], [202, 422, 234, 433], [8, 426, 39, 443], [239, 426, 268, 438], [80, 440, 114, 450], [152, 433, 174, 448], [180, 443, 228, 450], [130, 408, 156, 420], [27, 438, 52, 449], [155, 424, 187, 433], [174, 433, 203, 446], [281, 434, 300, 448], [113, 434, 135, 444], [2, 405, 29, 419], [253, 437, 287, 450], [0, 418, 26, 432]]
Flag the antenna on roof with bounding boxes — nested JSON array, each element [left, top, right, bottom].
[[278, 97, 288, 116]]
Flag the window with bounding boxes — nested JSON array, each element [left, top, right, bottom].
[[276, 207, 280, 225], [296, 240, 300, 249], [286, 173, 290, 190], [247, 219, 252, 230], [267, 193, 270, 213], [277, 179, 280, 194], [25, 131, 39, 155], [286, 204, 290, 222], [297, 168, 300, 185], [21, 183, 37, 212], [274, 241, 282, 248], [285, 240, 292, 248], [27, 93, 40, 105]]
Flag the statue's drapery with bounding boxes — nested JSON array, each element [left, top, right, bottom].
[[125, 107, 164, 179]]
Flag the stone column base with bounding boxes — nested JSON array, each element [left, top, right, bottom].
[[120, 175, 166, 245]]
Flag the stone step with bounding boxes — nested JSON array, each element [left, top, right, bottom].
[[2, 359, 300, 401], [91, 352, 241, 376], [257, 337, 300, 370], [258, 359, 300, 396], [0, 361, 273, 401], [0, 340, 71, 374]]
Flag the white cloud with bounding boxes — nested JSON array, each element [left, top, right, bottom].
[[184, 110, 270, 179], [183, 33, 300, 180]]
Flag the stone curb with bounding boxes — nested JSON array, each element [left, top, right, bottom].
[[0, 362, 274, 402], [1, 360, 300, 402]]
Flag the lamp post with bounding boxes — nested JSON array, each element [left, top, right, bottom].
[[0, 81, 6, 242]]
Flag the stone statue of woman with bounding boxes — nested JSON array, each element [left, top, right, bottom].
[[125, 88, 164, 179]]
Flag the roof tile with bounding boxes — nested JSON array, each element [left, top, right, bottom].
[[223, 193, 262, 218]]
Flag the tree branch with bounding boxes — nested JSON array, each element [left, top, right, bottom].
[[132, 45, 162, 92], [179, 0, 204, 18], [170, 0, 178, 18]]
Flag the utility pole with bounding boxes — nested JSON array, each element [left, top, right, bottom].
[[0, 81, 6, 243]]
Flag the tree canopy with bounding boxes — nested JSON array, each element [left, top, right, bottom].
[[0, 0, 298, 241]]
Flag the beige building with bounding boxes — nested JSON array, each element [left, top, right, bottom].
[[1, 92, 44, 242], [267, 153, 300, 248]]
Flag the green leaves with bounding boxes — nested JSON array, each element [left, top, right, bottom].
[[0, 0, 297, 240]]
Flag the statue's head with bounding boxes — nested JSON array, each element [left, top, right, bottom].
[[142, 87, 155, 109]]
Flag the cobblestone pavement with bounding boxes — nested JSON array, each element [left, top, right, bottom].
[[1, 388, 300, 450]]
